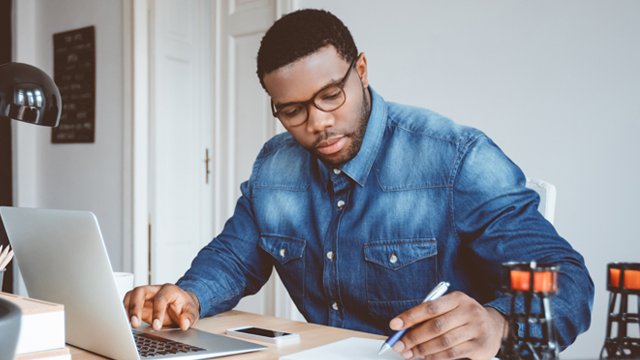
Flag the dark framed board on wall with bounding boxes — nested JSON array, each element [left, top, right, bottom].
[[52, 26, 96, 143]]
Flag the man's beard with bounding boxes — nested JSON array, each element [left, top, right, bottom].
[[316, 88, 371, 166]]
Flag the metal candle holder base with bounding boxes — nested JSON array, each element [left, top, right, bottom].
[[500, 261, 560, 360], [601, 262, 640, 359]]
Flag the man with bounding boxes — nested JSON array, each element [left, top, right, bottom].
[[125, 9, 593, 359]]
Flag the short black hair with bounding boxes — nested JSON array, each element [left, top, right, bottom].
[[256, 9, 358, 89]]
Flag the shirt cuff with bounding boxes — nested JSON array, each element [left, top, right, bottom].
[[176, 279, 215, 318]]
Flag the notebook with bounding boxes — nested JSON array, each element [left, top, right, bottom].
[[279, 337, 500, 360], [0, 206, 266, 359]]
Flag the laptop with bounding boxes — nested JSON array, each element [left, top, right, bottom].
[[0, 207, 266, 359]]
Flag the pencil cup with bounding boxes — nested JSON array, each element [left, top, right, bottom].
[[113, 272, 134, 301]]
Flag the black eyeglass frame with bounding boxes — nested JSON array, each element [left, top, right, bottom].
[[270, 57, 357, 127]]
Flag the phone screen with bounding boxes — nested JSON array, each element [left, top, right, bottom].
[[235, 327, 291, 338]]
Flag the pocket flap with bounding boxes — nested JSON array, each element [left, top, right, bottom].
[[259, 234, 306, 264], [364, 239, 437, 270]]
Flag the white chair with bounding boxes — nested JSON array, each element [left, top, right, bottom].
[[525, 178, 557, 225]]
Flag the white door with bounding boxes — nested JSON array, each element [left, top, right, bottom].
[[214, 0, 303, 320], [148, 0, 214, 284], [214, 0, 277, 316]]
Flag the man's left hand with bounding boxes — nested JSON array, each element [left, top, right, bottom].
[[389, 291, 506, 360]]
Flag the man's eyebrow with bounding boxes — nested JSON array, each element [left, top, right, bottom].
[[273, 77, 344, 108]]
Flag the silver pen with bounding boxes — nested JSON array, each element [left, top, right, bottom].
[[378, 281, 450, 355]]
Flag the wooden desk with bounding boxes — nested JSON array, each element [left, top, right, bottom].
[[69, 310, 385, 359]]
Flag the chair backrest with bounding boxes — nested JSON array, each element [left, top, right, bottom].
[[525, 177, 557, 225]]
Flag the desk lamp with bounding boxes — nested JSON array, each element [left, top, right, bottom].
[[1, 62, 62, 126], [500, 261, 560, 360], [0, 61, 62, 360]]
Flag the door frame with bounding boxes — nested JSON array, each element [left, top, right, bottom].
[[125, 0, 150, 285], [126, 0, 295, 293]]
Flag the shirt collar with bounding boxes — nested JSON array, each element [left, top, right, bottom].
[[339, 87, 387, 187]]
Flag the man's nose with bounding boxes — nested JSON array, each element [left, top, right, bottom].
[[305, 105, 334, 133]]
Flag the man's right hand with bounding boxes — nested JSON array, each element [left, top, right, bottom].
[[124, 284, 200, 331]]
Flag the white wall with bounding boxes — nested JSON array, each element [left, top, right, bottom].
[[13, 0, 126, 271], [10, 0, 640, 357], [295, 0, 640, 358]]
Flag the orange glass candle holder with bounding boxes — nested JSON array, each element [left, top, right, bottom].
[[510, 269, 557, 292], [504, 262, 559, 294], [608, 264, 640, 291]]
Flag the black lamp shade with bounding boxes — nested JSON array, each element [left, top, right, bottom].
[[0, 62, 62, 127]]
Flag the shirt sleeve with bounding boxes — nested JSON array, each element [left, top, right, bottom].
[[452, 134, 594, 350], [175, 179, 273, 317]]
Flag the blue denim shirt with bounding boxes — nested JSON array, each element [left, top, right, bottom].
[[177, 88, 593, 349]]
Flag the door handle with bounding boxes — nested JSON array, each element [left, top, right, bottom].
[[204, 148, 211, 184]]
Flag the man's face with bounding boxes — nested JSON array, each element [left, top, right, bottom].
[[263, 45, 371, 166]]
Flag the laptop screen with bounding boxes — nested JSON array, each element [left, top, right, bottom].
[[0, 207, 264, 359]]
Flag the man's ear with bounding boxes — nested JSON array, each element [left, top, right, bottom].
[[356, 52, 369, 88]]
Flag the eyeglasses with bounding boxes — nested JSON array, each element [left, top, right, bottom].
[[271, 58, 357, 127]]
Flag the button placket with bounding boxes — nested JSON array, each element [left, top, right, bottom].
[[325, 172, 350, 326]]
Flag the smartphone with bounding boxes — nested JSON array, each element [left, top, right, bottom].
[[225, 326, 300, 345]]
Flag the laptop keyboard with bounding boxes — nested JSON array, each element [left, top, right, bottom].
[[134, 331, 206, 358]]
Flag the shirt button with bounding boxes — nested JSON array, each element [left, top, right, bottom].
[[279, 248, 287, 257], [333, 168, 342, 175], [332, 302, 339, 311], [337, 200, 345, 209], [389, 253, 398, 264], [326, 251, 334, 261]]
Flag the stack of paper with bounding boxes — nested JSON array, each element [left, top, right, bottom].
[[15, 348, 71, 360], [280, 337, 402, 360], [0, 292, 69, 360]]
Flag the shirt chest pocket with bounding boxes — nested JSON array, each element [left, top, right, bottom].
[[258, 235, 306, 308], [364, 239, 438, 302], [259, 235, 305, 263]]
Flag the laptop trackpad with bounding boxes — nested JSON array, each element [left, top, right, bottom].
[[140, 327, 266, 353]]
